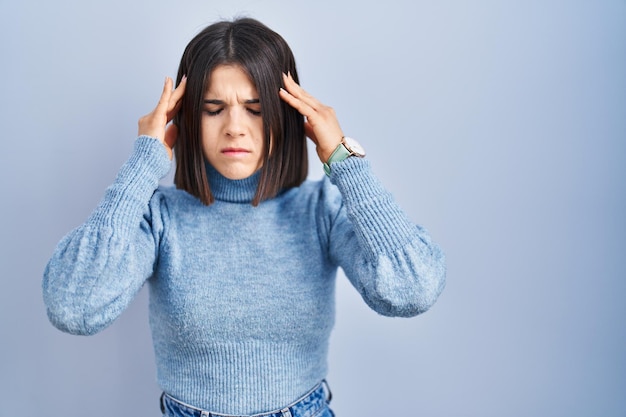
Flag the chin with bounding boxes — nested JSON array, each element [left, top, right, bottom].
[[216, 165, 260, 180]]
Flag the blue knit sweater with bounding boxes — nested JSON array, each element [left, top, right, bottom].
[[43, 136, 445, 415]]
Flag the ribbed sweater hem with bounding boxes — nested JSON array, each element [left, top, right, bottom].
[[156, 339, 328, 415]]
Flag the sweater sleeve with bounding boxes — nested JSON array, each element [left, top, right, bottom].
[[42, 136, 171, 335], [326, 157, 446, 317]]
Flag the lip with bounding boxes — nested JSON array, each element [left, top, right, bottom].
[[221, 147, 251, 156]]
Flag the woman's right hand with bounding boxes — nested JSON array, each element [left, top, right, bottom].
[[138, 76, 187, 159]]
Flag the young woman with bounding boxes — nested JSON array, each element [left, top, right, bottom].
[[43, 17, 446, 417]]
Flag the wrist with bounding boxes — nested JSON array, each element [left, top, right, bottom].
[[322, 136, 366, 176], [317, 144, 339, 164]]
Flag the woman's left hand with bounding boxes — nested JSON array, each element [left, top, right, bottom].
[[279, 73, 343, 163]]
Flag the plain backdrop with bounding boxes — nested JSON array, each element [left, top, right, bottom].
[[1, 1, 624, 416]]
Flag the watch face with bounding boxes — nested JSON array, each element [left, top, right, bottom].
[[343, 136, 366, 157]]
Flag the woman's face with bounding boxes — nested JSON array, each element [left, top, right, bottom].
[[201, 64, 265, 180]]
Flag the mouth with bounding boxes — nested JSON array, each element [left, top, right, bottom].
[[221, 147, 251, 156]]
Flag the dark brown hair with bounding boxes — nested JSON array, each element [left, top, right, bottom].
[[173, 18, 307, 206]]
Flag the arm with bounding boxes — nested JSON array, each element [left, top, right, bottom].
[[326, 157, 446, 317], [43, 77, 186, 335], [43, 137, 170, 334], [280, 73, 445, 317]]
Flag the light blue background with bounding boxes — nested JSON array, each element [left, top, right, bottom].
[[1, 1, 624, 416]]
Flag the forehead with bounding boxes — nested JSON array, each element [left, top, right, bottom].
[[205, 64, 258, 98]]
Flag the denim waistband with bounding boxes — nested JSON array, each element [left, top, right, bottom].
[[160, 380, 332, 417]]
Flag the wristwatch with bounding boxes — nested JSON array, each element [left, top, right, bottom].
[[323, 136, 366, 176]]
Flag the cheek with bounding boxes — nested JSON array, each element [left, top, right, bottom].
[[200, 123, 218, 158], [201, 120, 219, 147]]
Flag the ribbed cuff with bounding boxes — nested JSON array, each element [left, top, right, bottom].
[[330, 157, 416, 257], [91, 136, 171, 231]]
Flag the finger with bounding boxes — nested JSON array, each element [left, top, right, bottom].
[[168, 76, 187, 109], [166, 97, 184, 123], [165, 76, 187, 122], [282, 73, 319, 107], [155, 77, 174, 115], [279, 86, 301, 109], [279, 85, 317, 120], [282, 73, 323, 111]]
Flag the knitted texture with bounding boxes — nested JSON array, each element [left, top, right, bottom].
[[43, 136, 446, 415]]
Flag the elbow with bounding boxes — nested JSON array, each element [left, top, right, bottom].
[[43, 279, 111, 336], [404, 242, 447, 316], [368, 250, 447, 318], [367, 276, 445, 318], [43, 288, 111, 336], [409, 272, 446, 316], [414, 259, 447, 315], [45, 304, 100, 336], [45, 301, 115, 336], [42, 254, 124, 336]]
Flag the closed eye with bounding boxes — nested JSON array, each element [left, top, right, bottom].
[[204, 108, 223, 116], [203, 99, 261, 116]]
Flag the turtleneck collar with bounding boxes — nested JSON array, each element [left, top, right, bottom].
[[205, 162, 260, 204]]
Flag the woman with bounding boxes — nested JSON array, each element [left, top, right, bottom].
[[43, 17, 446, 417]]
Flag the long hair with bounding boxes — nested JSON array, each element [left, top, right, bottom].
[[173, 18, 307, 206]]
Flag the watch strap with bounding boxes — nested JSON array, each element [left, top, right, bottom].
[[323, 142, 352, 176]]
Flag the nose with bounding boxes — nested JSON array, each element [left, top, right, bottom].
[[224, 108, 245, 138]]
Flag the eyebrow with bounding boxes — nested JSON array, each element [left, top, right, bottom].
[[204, 99, 260, 104]]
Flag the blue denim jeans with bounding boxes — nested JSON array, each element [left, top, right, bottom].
[[160, 380, 335, 417]]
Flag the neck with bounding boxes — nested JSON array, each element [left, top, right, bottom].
[[205, 162, 260, 204]]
